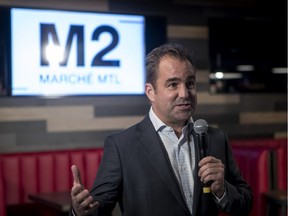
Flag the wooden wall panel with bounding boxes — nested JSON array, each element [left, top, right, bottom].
[[0, 0, 286, 152], [240, 112, 287, 124], [0, 106, 93, 121], [0, 106, 144, 132], [168, 25, 208, 39], [47, 115, 144, 132]]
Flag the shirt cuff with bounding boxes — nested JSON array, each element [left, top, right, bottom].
[[212, 186, 228, 209], [71, 207, 77, 216]]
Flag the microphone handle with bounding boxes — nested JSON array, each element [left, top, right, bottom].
[[198, 133, 207, 159], [197, 133, 212, 193]]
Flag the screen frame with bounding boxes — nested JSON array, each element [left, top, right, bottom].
[[0, 6, 167, 97]]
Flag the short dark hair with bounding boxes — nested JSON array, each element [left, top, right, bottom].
[[145, 43, 196, 89]]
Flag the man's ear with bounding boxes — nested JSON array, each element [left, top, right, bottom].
[[145, 83, 155, 103]]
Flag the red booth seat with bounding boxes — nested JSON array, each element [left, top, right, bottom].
[[231, 138, 287, 190], [230, 138, 287, 216], [0, 148, 103, 216], [232, 146, 269, 216]]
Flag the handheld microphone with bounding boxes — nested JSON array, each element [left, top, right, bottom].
[[194, 119, 211, 193]]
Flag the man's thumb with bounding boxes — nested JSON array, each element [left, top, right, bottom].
[[71, 164, 83, 185]]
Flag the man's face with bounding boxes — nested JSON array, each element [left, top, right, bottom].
[[145, 56, 197, 128]]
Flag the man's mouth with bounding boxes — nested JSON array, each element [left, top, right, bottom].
[[176, 103, 192, 109]]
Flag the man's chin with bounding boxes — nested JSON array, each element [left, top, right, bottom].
[[175, 111, 193, 121]]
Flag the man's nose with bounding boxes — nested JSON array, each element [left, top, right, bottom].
[[178, 84, 190, 98]]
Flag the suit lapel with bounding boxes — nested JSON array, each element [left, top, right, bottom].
[[136, 116, 190, 214]]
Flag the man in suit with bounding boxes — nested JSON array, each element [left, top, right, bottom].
[[70, 43, 253, 216]]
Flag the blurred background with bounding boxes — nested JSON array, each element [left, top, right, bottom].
[[0, 0, 286, 153], [0, 1, 286, 216]]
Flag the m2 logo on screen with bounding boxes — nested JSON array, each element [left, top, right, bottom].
[[40, 24, 120, 67], [11, 8, 145, 96], [39, 24, 121, 87]]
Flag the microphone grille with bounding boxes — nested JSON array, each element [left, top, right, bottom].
[[194, 119, 208, 134]]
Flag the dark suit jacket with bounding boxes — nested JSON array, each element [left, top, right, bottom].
[[89, 115, 252, 216]]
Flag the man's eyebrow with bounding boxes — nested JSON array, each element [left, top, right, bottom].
[[165, 77, 181, 83], [165, 75, 195, 83], [187, 75, 196, 80]]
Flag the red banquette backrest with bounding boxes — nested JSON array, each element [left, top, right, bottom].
[[0, 148, 104, 216]]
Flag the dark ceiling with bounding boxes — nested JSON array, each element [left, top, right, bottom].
[[109, 0, 286, 18], [109, 0, 286, 26]]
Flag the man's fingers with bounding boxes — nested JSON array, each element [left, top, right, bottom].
[[73, 189, 90, 204], [198, 156, 220, 166], [71, 165, 83, 185], [77, 195, 99, 210], [90, 200, 100, 208], [70, 165, 99, 216]]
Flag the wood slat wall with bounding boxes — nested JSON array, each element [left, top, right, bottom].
[[0, 0, 286, 152]]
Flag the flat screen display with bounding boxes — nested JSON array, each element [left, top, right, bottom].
[[8, 8, 154, 96]]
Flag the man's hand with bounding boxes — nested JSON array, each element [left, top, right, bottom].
[[198, 156, 225, 198], [71, 165, 100, 216]]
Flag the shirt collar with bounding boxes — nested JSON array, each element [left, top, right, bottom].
[[149, 107, 194, 132]]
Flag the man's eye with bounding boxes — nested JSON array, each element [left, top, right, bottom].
[[168, 82, 178, 88], [186, 81, 195, 89]]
